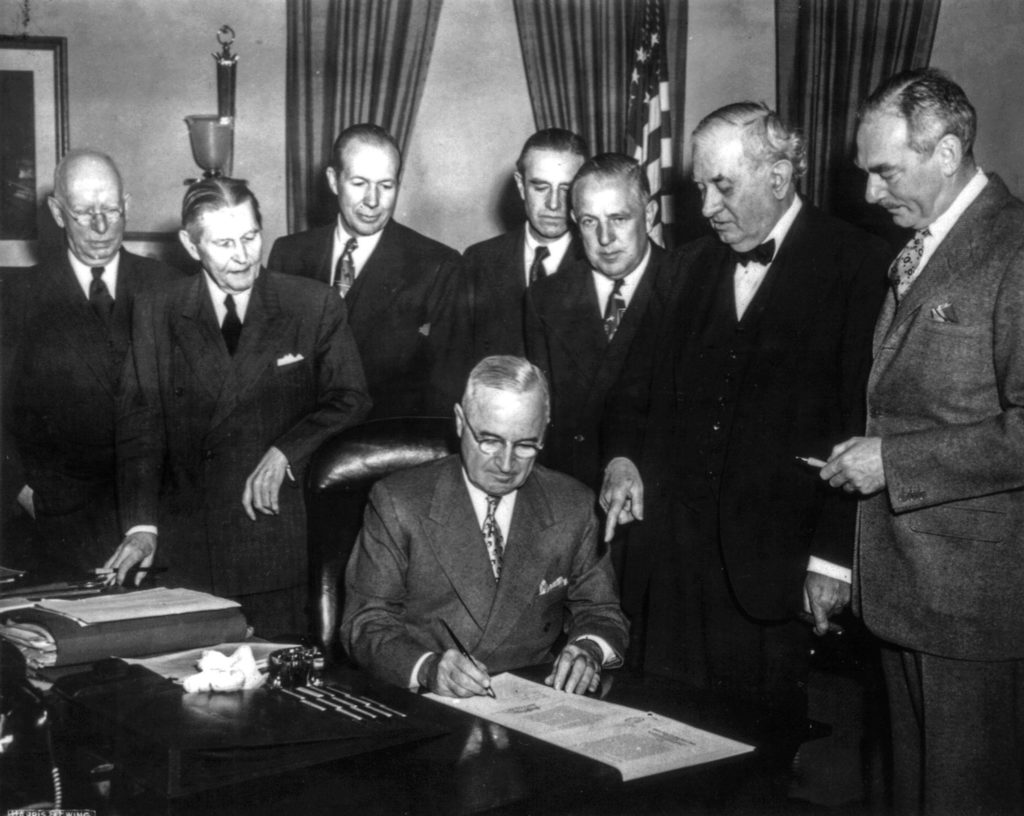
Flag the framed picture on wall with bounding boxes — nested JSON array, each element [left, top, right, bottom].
[[0, 36, 69, 267]]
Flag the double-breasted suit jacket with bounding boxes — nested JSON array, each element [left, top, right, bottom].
[[267, 220, 460, 419], [606, 203, 889, 620], [117, 271, 371, 597], [857, 174, 1024, 660], [341, 455, 628, 689], [524, 244, 671, 490], [1, 250, 180, 569]]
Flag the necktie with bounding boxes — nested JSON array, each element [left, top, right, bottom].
[[603, 279, 626, 341], [483, 495, 504, 581], [89, 266, 114, 322], [889, 229, 930, 301], [732, 239, 775, 268], [528, 245, 550, 284], [222, 294, 242, 355], [334, 237, 358, 297]]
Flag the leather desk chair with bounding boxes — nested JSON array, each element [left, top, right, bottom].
[[305, 417, 459, 660]]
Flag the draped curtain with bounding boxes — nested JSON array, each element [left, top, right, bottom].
[[285, 0, 444, 231], [776, 0, 941, 237], [513, 0, 637, 156]]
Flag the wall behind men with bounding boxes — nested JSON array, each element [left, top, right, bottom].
[[930, 0, 1024, 196], [1, 0, 288, 263]]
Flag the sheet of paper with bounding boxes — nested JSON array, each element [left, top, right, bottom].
[[425, 673, 753, 780], [36, 587, 240, 625]]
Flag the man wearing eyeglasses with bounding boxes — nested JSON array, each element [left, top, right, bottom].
[[341, 355, 628, 697], [1, 149, 180, 575]]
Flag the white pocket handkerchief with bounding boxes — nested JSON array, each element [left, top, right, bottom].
[[277, 353, 304, 367], [538, 576, 568, 596], [418, 323, 431, 337]]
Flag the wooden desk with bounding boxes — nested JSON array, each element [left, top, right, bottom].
[[50, 664, 794, 815]]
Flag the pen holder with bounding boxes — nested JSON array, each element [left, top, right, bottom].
[[267, 646, 325, 689]]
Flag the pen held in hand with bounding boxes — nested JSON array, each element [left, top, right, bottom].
[[440, 618, 496, 699], [795, 456, 827, 469]]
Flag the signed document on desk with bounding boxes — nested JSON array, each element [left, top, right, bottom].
[[424, 674, 752, 780]]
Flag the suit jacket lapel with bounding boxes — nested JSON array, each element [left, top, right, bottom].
[[476, 473, 556, 659], [345, 221, 406, 322], [425, 462, 499, 634], [172, 275, 232, 405], [208, 272, 292, 435]]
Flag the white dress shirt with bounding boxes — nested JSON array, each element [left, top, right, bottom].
[[69, 251, 120, 301], [331, 218, 385, 281], [733, 196, 802, 319], [591, 243, 652, 315], [523, 229, 573, 286]]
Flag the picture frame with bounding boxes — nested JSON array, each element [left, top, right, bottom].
[[0, 36, 69, 266]]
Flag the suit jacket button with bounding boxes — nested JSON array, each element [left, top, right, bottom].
[[869, 407, 883, 417], [711, 421, 722, 431], [543, 623, 552, 633], [573, 434, 585, 442], [202, 449, 214, 461], [174, 387, 185, 397]]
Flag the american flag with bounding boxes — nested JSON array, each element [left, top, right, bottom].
[[625, 0, 673, 246]]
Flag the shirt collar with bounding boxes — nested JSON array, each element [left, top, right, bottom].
[[924, 168, 988, 245], [460, 467, 518, 532], [334, 217, 385, 275], [203, 270, 254, 323], [524, 228, 573, 278], [591, 242, 652, 307], [764, 195, 803, 255], [68, 249, 120, 300]]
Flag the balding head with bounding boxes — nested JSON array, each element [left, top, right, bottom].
[[48, 149, 127, 267]]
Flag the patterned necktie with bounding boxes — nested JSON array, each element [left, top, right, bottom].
[[528, 245, 550, 284], [89, 266, 114, 322], [603, 279, 626, 341], [889, 229, 930, 301], [483, 495, 504, 581], [222, 294, 242, 355], [334, 237, 358, 297]]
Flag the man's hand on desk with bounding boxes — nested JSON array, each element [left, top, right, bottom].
[[600, 457, 645, 542], [545, 640, 602, 695], [421, 648, 495, 698], [103, 530, 157, 586]]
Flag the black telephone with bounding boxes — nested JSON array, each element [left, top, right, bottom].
[[0, 639, 61, 807]]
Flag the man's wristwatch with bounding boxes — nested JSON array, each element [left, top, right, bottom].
[[574, 637, 604, 666]]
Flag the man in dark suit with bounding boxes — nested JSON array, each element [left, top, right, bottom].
[[525, 153, 673, 492], [108, 179, 371, 635], [267, 124, 459, 419], [458, 129, 587, 364], [1, 149, 180, 574], [342, 355, 628, 697], [601, 103, 887, 753], [823, 69, 1024, 815]]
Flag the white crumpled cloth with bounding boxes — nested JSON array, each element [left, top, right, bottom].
[[182, 644, 265, 692]]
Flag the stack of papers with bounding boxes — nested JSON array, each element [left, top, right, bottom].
[[37, 588, 241, 626]]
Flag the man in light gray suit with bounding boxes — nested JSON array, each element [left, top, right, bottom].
[[824, 69, 1024, 815]]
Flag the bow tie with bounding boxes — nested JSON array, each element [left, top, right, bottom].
[[732, 239, 775, 267]]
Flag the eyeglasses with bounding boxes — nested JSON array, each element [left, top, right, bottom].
[[55, 200, 125, 226], [461, 410, 544, 459]]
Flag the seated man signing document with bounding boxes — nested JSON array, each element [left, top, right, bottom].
[[341, 356, 628, 696]]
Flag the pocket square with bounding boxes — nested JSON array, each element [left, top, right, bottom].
[[276, 353, 305, 366], [538, 576, 568, 596], [929, 302, 959, 323], [418, 323, 431, 337]]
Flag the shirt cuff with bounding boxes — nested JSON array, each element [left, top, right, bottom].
[[807, 556, 851, 584], [573, 635, 615, 666], [125, 525, 158, 537], [409, 651, 433, 691]]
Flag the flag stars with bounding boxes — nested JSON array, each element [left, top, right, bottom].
[[636, 46, 650, 62]]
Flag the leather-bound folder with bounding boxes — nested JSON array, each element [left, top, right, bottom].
[[9, 606, 249, 667]]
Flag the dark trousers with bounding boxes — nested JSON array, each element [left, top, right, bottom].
[[881, 643, 1024, 816], [233, 584, 308, 640], [634, 496, 810, 746]]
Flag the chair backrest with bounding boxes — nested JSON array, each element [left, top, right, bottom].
[[305, 417, 459, 658]]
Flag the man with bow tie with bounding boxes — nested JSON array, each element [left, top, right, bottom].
[[600, 102, 887, 761], [107, 178, 370, 635], [822, 69, 1024, 815], [341, 356, 627, 697]]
